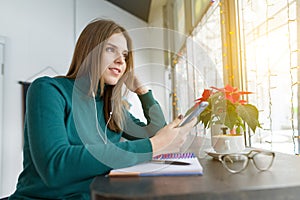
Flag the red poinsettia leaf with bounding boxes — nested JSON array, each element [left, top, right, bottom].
[[202, 89, 212, 99], [231, 93, 240, 103], [239, 91, 253, 95], [224, 84, 238, 93], [224, 92, 239, 103], [195, 89, 212, 105], [225, 93, 232, 100], [239, 100, 248, 105]]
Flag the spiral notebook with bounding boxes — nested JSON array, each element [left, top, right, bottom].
[[109, 152, 203, 177]]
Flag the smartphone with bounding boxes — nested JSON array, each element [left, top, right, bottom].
[[178, 101, 209, 127]]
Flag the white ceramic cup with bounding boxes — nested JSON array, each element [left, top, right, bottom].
[[212, 134, 245, 154]]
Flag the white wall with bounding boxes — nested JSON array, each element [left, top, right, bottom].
[[0, 0, 74, 197], [0, 0, 166, 197], [0, 36, 5, 199]]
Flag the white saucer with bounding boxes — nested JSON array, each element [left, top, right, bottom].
[[204, 148, 250, 159], [204, 149, 223, 159]]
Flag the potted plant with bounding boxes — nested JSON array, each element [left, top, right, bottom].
[[191, 84, 261, 134]]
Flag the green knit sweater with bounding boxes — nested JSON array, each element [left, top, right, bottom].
[[9, 76, 166, 200]]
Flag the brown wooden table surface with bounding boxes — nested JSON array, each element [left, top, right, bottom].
[[90, 150, 300, 200]]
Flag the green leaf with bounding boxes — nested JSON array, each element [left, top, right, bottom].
[[184, 106, 195, 117], [237, 104, 260, 132], [224, 102, 238, 130], [199, 109, 212, 128]]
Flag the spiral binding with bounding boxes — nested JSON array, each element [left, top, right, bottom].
[[153, 152, 195, 160]]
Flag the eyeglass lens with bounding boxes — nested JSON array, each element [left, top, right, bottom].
[[223, 155, 248, 173], [252, 152, 274, 170], [222, 151, 274, 173]]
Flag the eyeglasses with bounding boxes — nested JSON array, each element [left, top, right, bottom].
[[218, 150, 275, 174]]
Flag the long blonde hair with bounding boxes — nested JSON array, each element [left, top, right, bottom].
[[65, 19, 134, 132]]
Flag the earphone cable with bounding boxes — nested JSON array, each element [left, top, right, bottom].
[[92, 93, 108, 144], [104, 112, 112, 144]]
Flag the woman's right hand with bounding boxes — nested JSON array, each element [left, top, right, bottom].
[[125, 74, 148, 95], [149, 115, 197, 157]]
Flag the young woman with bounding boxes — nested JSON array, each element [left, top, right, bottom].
[[9, 19, 196, 200]]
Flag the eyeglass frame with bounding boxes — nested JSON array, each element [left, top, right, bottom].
[[218, 149, 275, 174]]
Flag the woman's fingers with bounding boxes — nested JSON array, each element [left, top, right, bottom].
[[180, 117, 197, 131], [125, 75, 140, 91], [169, 114, 184, 128], [150, 116, 197, 156]]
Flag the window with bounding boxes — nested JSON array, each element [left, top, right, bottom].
[[191, 1, 224, 93], [168, 0, 300, 155], [173, 1, 223, 113], [238, 0, 299, 154]]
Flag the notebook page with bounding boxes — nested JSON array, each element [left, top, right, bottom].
[[109, 153, 203, 177]]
